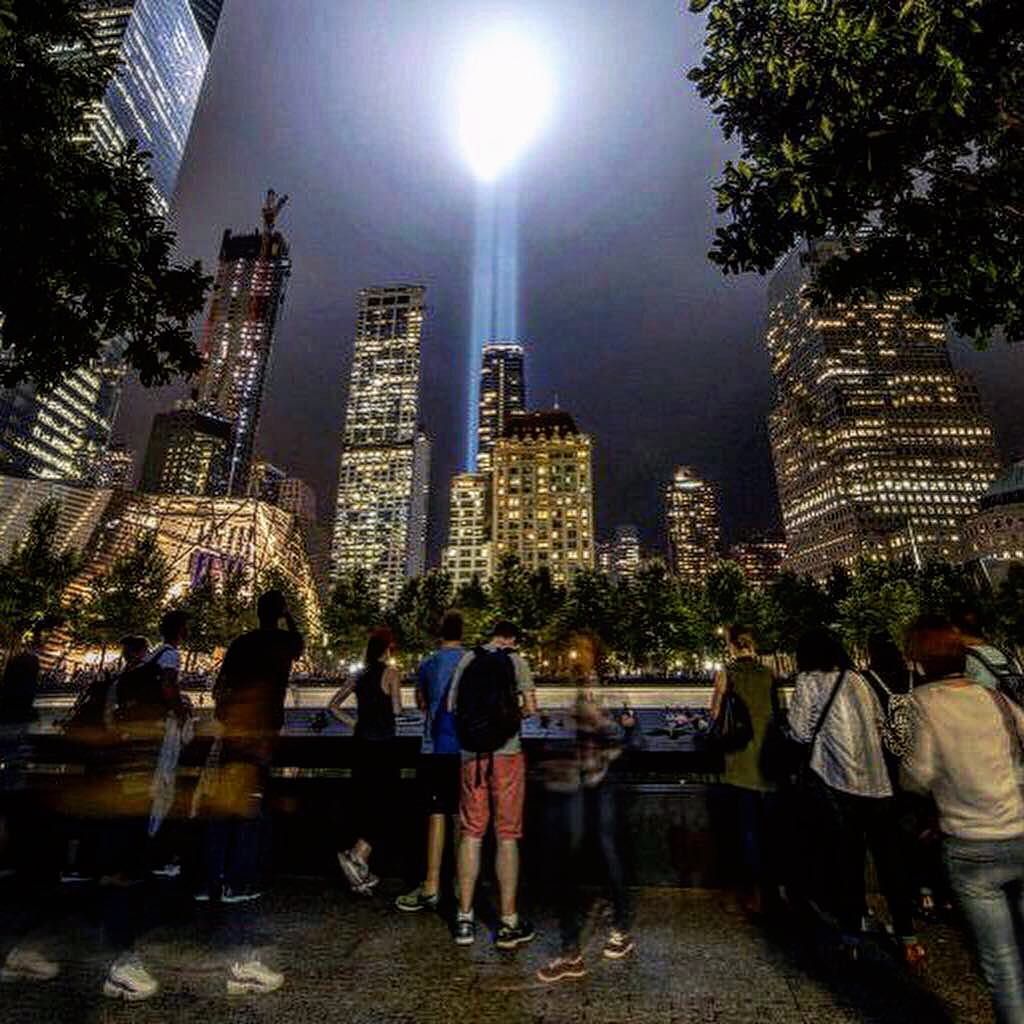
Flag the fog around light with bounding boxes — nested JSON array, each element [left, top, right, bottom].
[[456, 29, 554, 182]]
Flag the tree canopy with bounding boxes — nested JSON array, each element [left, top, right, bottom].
[[0, 0, 210, 388], [688, 0, 1024, 346]]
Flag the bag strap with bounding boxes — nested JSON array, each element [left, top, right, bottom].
[[968, 645, 1015, 678], [986, 689, 1024, 801], [809, 670, 848, 751]]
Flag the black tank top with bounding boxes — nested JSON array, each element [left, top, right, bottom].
[[354, 662, 395, 742]]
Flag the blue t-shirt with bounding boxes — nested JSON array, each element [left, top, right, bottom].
[[417, 647, 463, 755]]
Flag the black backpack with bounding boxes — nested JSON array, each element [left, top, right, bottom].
[[62, 671, 117, 743], [455, 647, 521, 754], [115, 653, 168, 730], [968, 646, 1024, 707]]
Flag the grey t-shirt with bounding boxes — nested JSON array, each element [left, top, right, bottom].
[[447, 644, 535, 757]]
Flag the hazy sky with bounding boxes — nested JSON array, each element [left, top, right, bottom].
[[116, 0, 1024, 562]]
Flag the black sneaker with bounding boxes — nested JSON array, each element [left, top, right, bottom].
[[395, 885, 440, 913], [495, 919, 536, 950], [454, 917, 475, 946]]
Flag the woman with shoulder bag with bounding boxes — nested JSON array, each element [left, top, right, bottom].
[[787, 627, 924, 968], [710, 626, 778, 916], [903, 616, 1024, 1024]]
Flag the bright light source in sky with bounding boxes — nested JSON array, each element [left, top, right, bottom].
[[456, 29, 554, 181]]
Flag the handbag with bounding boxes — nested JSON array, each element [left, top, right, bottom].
[[761, 670, 847, 784], [710, 676, 754, 753]]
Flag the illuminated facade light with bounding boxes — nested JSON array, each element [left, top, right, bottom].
[[442, 472, 492, 589], [961, 461, 1024, 583], [766, 240, 1002, 579], [728, 537, 787, 588], [665, 466, 721, 584], [140, 406, 233, 497], [490, 410, 595, 586], [597, 524, 642, 582], [331, 286, 431, 607]]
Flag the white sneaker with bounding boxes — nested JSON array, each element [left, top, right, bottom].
[[226, 958, 284, 995], [1, 947, 60, 982], [103, 955, 159, 1001]]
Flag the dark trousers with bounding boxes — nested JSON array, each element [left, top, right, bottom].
[[101, 817, 149, 955], [548, 784, 630, 954], [823, 785, 915, 939], [204, 817, 261, 894], [730, 785, 779, 889], [351, 740, 398, 849]]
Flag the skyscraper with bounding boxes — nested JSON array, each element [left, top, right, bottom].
[[188, 0, 225, 50], [139, 405, 233, 496], [476, 342, 526, 473], [248, 460, 286, 505], [331, 286, 431, 607], [195, 192, 292, 496], [728, 537, 787, 588], [0, 1, 210, 483], [442, 472, 492, 589], [84, 0, 209, 209], [665, 466, 721, 584], [766, 240, 1001, 578], [491, 410, 595, 585]]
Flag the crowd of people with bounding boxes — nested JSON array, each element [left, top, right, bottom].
[[1, 598, 1024, 1021]]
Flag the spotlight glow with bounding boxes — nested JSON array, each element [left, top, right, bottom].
[[456, 29, 554, 181]]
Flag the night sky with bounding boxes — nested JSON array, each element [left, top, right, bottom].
[[116, 0, 1024, 564]]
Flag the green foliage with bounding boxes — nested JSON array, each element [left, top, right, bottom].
[[323, 568, 382, 665], [0, 0, 210, 389], [0, 500, 81, 646], [689, 0, 1024, 346], [73, 532, 170, 652], [388, 569, 454, 662], [991, 565, 1024, 653], [258, 566, 314, 647]]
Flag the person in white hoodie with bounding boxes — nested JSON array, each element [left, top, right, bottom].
[[903, 615, 1024, 1024]]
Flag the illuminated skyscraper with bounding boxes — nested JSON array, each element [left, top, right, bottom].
[[665, 466, 721, 584], [248, 460, 286, 504], [0, 1, 209, 483], [766, 240, 1001, 578], [331, 286, 431, 606], [84, 0, 209, 210], [139, 405, 232, 496], [443, 472, 492, 589], [728, 537, 787, 588], [95, 443, 136, 490], [279, 478, 318, 524], [492, 411, 595, 585], [195, 192, 292, 496], [476, 343, 526, 473]]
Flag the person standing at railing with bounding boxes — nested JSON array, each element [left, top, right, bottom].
[[331, 627, 402, 895], [395, 611, 465, 914]]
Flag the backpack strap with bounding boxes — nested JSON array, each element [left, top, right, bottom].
[[809, 670, 848, 753], [968, 645, 1015, 678], [986, 689, 1024, 803]]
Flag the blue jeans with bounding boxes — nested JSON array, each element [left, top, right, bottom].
[[729, 786, 778, 889], [944, 835, 1024, 1024]]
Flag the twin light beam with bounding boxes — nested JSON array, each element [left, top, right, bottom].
[[455, 29, 553, 469]]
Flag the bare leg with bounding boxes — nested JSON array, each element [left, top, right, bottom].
[[424, 815, 445, 896], [458, 836, 482, 915], [496, 839, 519, 919]]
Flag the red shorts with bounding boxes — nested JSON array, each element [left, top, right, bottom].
[[459, 752, 525, 841]]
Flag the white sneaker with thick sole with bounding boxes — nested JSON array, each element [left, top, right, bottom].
[[226, 958, 284, 995], [1, 948, 60, 982], [103, 956, 159, 1001]]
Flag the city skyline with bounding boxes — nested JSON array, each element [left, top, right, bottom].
[[109, 0, 1024, 564]]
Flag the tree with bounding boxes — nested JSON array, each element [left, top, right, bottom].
[[258, 566, 315, 649], [689, 0, 1024, 346], [704, 560, 749, 627], [74, 532, 170, 661], [323, 568, 381, 666], [762, 571, 833, 656], [992, 565, 1024, 657], [389, 569, 454, 662], [0, 0, 210, 389], [836, 561, 920, 656], [452, 575, 491, 647], [0, 500, 80, 648]]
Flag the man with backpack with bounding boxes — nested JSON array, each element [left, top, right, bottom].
[[447, 620, 537, 949], [952, 606, 1024, 705], [100, 609, 189, 1002], [396, 611, 465, 913]]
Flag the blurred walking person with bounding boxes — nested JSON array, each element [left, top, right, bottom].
[[537, 635, 635, 984], [330, 627, 402, 895], [787, 627, 924, 968], [396, 612, 465, 913], [194, 590, 303, 995], [903, 616, 1024, 1024]]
